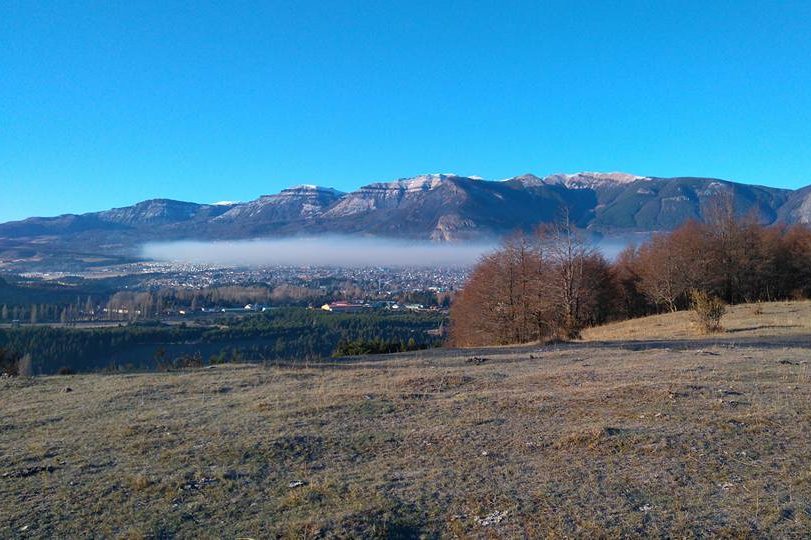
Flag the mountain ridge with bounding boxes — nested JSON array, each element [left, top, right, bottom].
[[1, 171, 809, 269]]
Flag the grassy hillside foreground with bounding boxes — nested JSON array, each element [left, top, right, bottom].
[[582, 300, 811, 342], [3, 305, 811, 537]]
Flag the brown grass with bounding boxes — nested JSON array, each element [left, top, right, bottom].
[[582, 299, 811, 341], [2, 305, 811, 536]]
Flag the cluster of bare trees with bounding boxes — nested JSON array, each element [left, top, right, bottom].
[[450, 219, 616, 346], [620, 217, 811, 312], [105, 291, 164, 320], [0, 299, 95, 324], [165, 286, 273, 307], [100, 284, 331, 321], [451, 205, 811, 346]]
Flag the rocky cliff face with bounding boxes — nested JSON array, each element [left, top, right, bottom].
[[322, 174, 456, 219], [777, 186, 811, 224], [214, 186, 344, 224]]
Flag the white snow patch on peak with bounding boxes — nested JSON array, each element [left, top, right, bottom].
[[542, 172, 649, 188], [405, 173, 459, 180], [365, 173, 461, 192], [403, 176, 446, 190], [281, 185, 344, 195], [577, 171, 646, 182], [505, 173, 544, 185], [286, 184, 337, 191], [212, 201, 239, 206]]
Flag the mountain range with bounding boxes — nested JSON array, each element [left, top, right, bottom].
[[2, 172, 811, 269]]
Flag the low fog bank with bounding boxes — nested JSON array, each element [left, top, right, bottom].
[[142, 237, 496, 267], [594, 235, 647, 260], [142, 234, 638, 268]]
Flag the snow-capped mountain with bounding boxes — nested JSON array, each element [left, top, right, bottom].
[[0, 171, 801, 268], [214, 185, 344, 223]]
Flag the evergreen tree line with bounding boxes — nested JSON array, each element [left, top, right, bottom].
[[450, 206, 811, 347], [0, 308, 445, 374], [333, 336, 428, 356]]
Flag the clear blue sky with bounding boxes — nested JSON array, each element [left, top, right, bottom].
[[2, 1, 810, 221]]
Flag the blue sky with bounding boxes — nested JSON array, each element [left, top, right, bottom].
[[1, 1, 810, 221]]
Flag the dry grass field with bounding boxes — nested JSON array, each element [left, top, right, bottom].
[[582, 300, 811, 342], [3, 302, 811, 537]]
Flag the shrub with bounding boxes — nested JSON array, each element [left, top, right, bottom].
[[0, 348, 20, 377], [157, 352, 205, 371], [176, 353, 204, 369], [129, 474, 152, 491], [57, 366, 75, 376], [690, 290, 726, 333], [17, 354, 33, 377]]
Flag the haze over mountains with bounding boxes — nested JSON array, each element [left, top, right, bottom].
[[2, 171, 811, 269]]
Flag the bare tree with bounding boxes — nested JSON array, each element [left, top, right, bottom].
[[537, 213, 596, 337], [634, 231, 695, 312], [451, 215, 617, 345], [17, 354, 33, 377]]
